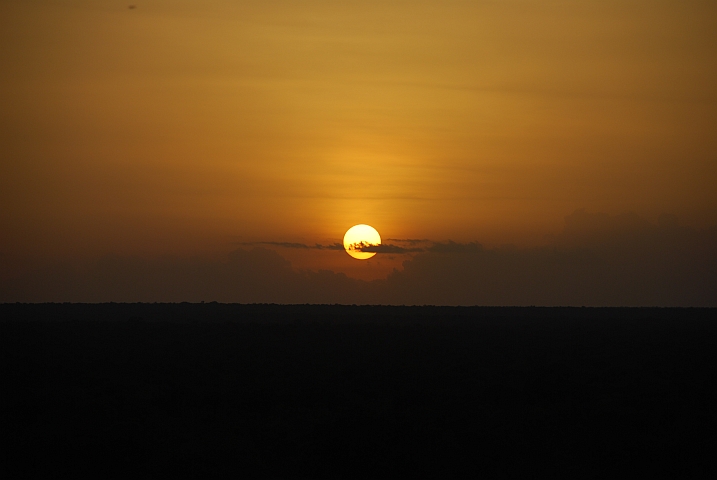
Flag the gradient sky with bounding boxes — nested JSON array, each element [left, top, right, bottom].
[[1, 1, 716, 303]]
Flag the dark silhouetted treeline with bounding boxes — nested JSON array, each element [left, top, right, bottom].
[[1, 303, 716, 478]]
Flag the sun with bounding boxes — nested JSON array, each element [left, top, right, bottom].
[[343, 224, 381, 260]]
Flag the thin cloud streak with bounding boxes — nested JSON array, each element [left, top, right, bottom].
[[243, 239, 484, 255], [238, 241, 344, 251], [354, 244, 424, 254], [385, 239, 432, 244]]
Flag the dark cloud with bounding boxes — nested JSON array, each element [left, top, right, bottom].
[[355, 243, 424, 254], [3, 211, 716, 306], [385, 238, 431, 245], [0, 248, 368, 305], [376, 210, 717, 306]]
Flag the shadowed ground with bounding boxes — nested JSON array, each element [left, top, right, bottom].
[[1, 304, 715, 478]]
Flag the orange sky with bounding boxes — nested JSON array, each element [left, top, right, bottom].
[[1, 0, 716, 283]]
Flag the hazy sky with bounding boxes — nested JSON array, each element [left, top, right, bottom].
[[1, 1, 716, 303]]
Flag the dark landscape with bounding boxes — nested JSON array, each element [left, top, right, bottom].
[[1, 303, 716, 478]]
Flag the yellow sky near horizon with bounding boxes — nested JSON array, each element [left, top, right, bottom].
[[1, 0, 716, 276]]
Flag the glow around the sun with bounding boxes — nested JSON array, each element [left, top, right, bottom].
[[343, 224, 381, 260]]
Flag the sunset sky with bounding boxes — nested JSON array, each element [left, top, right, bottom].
[[1, 1, 716, 304]]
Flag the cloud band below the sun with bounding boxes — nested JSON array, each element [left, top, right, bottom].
[[239, 239, 482, 255], [5, 210, 715, 306]]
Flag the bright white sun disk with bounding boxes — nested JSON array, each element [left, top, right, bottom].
[[343, 224, 381, 260]]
